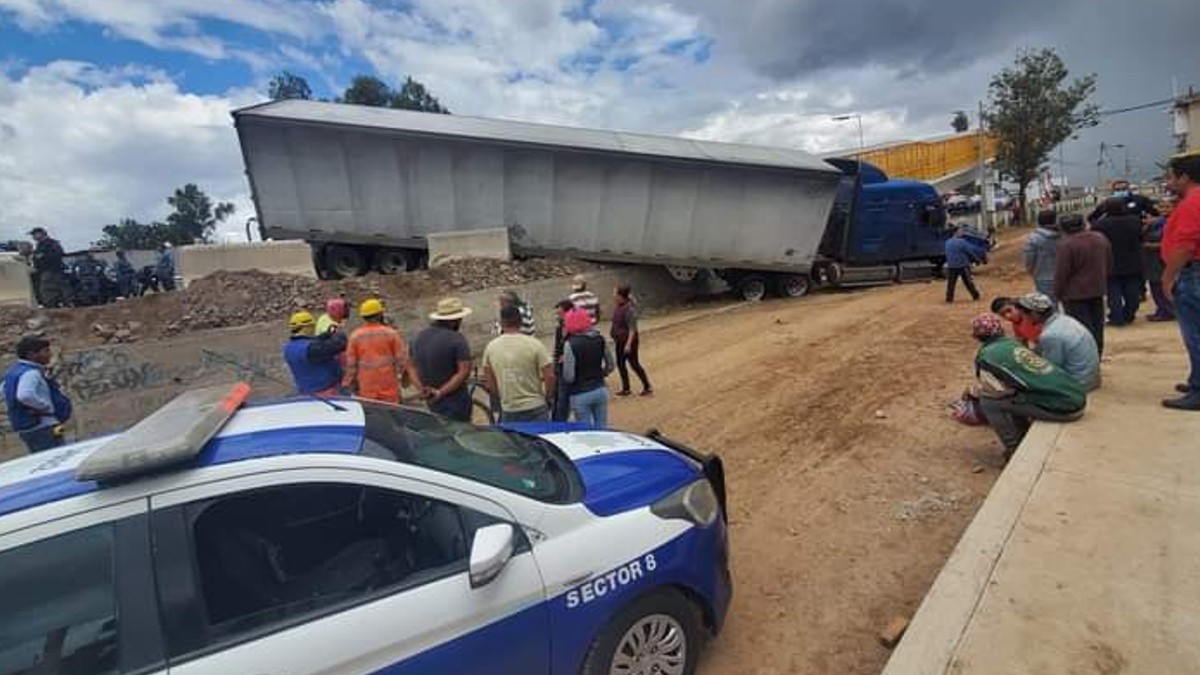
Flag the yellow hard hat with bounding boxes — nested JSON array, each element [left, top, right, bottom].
[[289, 311, 315, 331], [360, 298, 385, 318]]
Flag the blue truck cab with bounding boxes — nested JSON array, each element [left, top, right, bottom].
[[817, 158, 951, 285]]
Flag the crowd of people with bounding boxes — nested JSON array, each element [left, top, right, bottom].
[[15, 227, 178, 308], [958, 153, 1200, 457], [277, 273, 653, 429]]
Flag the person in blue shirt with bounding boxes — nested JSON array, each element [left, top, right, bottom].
[[114, 248, 137, 298], [3, 335, 73, 453], [944, 227, 987, 303], [156, 242, 176, 291], [283, 311, 348, 396]]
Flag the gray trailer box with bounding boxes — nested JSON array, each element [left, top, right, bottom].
[[233, 100, 843, 273]]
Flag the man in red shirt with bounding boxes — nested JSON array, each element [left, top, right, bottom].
[[1160, 153, 1200, 409]]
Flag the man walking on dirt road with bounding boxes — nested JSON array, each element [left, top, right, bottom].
[[412, 297, 475, 421], [944, 229, 985, 303], [1160, 154, 1200, 410], [343, 298, 423, 404], [1054, 215, 1112, 356]]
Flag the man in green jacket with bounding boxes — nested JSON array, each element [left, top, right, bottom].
[[970, 313, 1087, 458]]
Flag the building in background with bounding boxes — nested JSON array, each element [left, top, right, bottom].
[[1174, 88, 1200, 155]]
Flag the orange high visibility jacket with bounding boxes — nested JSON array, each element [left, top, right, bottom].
[[343, 323, 409, 403]]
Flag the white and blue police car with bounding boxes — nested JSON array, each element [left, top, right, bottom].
[[0, 383, 731, 675]]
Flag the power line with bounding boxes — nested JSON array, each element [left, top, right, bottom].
[[1098, 97, 1176, 117]]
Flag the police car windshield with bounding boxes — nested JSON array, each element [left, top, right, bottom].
[[359, 404, 581, 503]]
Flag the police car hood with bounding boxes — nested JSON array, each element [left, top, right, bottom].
[[519, 426, 702, 517]]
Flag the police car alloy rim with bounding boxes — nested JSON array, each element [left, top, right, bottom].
[[610, 613, 687, 675]]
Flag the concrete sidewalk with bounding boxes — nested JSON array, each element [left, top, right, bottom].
[[882, 321, 1200, 675]]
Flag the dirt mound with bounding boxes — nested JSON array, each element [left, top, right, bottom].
[[0, 257, 599, 351]]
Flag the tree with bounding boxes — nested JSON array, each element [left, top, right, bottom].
[[94, 218, 173, 249], [341, 74, 393, 107], [982, 48, 1098, 223], [268, 71, 312, 101], [340, 73, 450, 113], [951, 110, 969, 133], [166, 184, 235, 244], [391, 76, 450, 114]]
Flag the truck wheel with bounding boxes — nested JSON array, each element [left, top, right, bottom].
[[666, 266, 700, 283], [375, 249, 413, 275], [735, 276, 767, 302], [580, 589, 703, 675], [773, 274, 811, 298], [326, 245, 368, 278]]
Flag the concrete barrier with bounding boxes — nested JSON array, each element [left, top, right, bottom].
[[0, 254, 34, 306], [0, 264, 688, 458], [177, 240, 316, 286], [427, 228, 511, 267]]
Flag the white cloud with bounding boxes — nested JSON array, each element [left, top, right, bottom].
[[0, 61, 258, 248]]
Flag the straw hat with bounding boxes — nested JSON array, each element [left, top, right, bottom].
[[430, 297, 473, 321]]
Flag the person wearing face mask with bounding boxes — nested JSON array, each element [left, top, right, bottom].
[[1088, 179, 1160, 224]]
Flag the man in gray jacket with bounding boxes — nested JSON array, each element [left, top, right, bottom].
[[1015, 292, 1100, 391], [1023, 210, 1061, 302]]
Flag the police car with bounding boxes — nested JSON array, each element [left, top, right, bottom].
[[0, 383, 731, 675]]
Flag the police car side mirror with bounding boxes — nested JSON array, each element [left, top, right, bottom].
[[469, 523, 515, 589]]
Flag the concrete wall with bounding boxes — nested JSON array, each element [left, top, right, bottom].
[[177, 240, 315, 286], [0, 264, 687, 457], [427, 228, 511, 267], [0, 254, 34, 306]]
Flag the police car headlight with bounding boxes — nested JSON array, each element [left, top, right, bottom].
[[651, 479, 719, 527]]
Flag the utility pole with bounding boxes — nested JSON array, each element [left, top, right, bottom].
[[977, 100, 992, 230], [1113, 143, 1129, 179]]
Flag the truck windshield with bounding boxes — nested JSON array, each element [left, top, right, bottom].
[[359, 403, 581, 504]]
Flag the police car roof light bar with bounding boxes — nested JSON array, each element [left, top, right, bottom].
[[74, 382, 252, 482]]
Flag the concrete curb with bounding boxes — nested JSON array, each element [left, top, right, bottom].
[[879, 421, 1066, 675]]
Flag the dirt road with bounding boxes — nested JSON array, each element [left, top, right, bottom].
[[607, 244, 1035, 674]]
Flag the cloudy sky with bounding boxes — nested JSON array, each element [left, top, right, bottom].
[[1, 0, 1197, 248]]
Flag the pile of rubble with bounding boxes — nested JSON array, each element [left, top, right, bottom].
[[0, 256, 600, 350]]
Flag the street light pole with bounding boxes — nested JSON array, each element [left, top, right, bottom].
[[1113, 143, 1129, 179], [832, 114, 864, 177]]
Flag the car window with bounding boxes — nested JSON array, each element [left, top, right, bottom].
[[0, 525, 119, 675], [185, 483, 474, 647], [359, 403, 582, 503]]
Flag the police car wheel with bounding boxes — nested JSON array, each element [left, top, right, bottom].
[[581, 589, 703, 675]]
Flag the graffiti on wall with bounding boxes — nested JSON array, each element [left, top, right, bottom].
[[55, 346, 287, 402]]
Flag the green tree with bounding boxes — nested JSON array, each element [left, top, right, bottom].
[[268, 71, 312, 101], [951, 110, 969, 133], [340, 73, 450, 113], [341, 74, 393, 107], [166, 184, 235, 244], [93, 218, 173, 249], [391, 76, 450, 113], [982, 48, 1098, 222]]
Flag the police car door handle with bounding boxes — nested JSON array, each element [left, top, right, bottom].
[[564, 571, 594, 588]]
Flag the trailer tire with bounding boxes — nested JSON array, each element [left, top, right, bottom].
[[326, 245, 368, 278], [375, 248, 414, 275], [773, 274, 811, 298], [735, 275, 768, 302]]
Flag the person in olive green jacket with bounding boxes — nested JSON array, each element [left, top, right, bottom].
[[970, 313, 1087, 458]]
